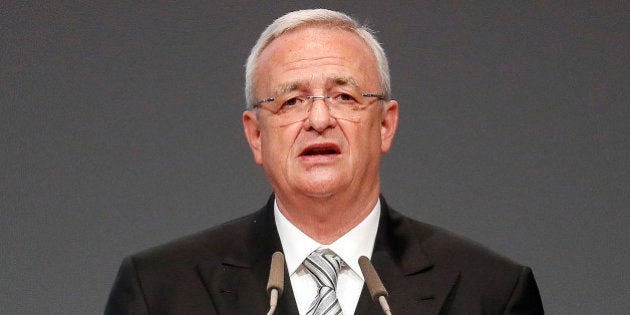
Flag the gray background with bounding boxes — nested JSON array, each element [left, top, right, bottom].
[[2, 1, 628, 314]]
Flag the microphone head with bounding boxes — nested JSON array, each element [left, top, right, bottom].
[[267, 251, 285, 297], [358, 256, 389, 302]]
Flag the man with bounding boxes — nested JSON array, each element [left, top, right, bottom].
[[106, 9, 543, 314]]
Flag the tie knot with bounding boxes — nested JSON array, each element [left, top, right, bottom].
[[304, 251, 343, 289]]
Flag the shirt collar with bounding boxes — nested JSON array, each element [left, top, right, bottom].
[[274, 198, 380, 280]]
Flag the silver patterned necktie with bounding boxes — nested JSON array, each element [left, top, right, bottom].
[[304, 251, 344, 315]]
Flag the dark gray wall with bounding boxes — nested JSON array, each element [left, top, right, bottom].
[[2, 1, 628, 313]]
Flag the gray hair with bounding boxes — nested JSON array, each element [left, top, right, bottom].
[[244, 9, 391, 109]]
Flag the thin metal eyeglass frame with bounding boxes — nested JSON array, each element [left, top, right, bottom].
[[252, 93, 386, 111]]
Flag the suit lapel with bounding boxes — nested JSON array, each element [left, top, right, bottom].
[[355, 197, 459, 314], [197, 196, 299, 314]]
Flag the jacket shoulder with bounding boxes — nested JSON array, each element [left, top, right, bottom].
[[393, 212, 542, 312], [106, 206, 273, 314], [128, 209, 262, 271], [393, 210, 524, 272]]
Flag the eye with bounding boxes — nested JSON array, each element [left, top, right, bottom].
[[276, 96, 307, 113], [283, 97, 298, 106], [282, 96, 305, 107], [334, 93, 357, 103]]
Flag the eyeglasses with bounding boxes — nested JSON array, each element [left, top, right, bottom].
[[252, 92, 386, 124]]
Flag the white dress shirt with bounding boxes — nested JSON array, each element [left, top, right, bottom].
[[274, 199, 381, 315]]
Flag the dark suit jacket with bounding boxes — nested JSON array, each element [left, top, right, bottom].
[[106, 195, 543, 314]]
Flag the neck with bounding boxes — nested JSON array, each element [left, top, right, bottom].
[[275, 187, 380, 244]]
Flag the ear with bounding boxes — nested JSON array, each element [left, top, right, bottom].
[[380, 100, 399, 153], [243, 110, 264, 165]]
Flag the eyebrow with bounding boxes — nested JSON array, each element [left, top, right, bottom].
[[272, 76, 361, 96], [330, 76, 360, 89]]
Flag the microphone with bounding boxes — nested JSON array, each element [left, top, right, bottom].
[[358, 256, 392, 315], [266, 251, 285, 315]]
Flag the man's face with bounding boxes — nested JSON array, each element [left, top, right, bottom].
[[243, 26, 398, 200]]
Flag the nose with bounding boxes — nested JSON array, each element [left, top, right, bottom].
[[304, 97, 337, 132]]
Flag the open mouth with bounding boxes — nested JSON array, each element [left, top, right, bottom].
[[300, 143, 341, 156]]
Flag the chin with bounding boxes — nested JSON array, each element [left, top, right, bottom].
[[296, 178, 348, 198]]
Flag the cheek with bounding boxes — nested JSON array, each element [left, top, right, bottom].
[[357, 117, 381, 141], [353, 121, 382, 158], [261, 127, 297, 163]]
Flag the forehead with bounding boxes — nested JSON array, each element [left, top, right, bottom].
[[273, 76, 360, 95], [255, 26, 379, 96]]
